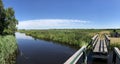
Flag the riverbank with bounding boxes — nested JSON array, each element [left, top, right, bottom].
[[0, 35, 18, 64], [19, 29, 120, 49], [19, 29, 103, 47]]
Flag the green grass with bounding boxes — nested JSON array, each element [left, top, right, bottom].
[[110, 43, 120, 50], [19, 29, 120, 49], [19, 29, 104, 48], [0, 35, 17, 64], [110, 37, 120, 49]]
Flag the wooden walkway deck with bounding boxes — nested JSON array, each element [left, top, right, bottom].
[[64, 34, 113, 64], [93, 39, 108, 54], [91, 34, 110, 58]]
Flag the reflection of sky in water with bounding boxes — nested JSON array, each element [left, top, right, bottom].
[[15, 32, 33, 39], [15, 32, 77, 64]]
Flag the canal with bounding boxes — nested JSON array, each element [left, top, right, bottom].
[[15, 32, 77, 64]]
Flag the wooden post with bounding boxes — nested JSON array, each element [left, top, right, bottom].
[[91, 40, 94, 50], [113, 50, 116, 64], [83, 47, 87, 64], [108, 39, 110, 52]]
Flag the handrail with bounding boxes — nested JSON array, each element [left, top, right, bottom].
[[91, 34, 98, 49], [113, 47, 120, 64], [114, 47, 120, 59], [64, 46, 87, 64], [92, 34, 98, 40], [105, 34, 110, 40], [104, 34, 110, 51]]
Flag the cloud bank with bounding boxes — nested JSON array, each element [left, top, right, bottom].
[[17, 19, 90, 29]]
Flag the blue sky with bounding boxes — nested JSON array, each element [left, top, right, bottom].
[[3, 0, 120, 29]]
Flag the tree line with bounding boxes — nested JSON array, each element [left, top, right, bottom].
[[0, 0, 18, 35]]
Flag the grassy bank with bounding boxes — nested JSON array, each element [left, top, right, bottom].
[[110, 37, 120, 49], [108, 29, 120, 49], [0, 35, 17, 64], [19, 29, 105, 47], [19, 29, 120, 49]]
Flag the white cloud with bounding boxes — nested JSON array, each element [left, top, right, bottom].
[[17, 19, 90, 29]]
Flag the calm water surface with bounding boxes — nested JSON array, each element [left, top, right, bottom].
[[15, 32, 77, 64]]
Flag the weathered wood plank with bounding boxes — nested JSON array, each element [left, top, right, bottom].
[[93, 38, 108, 53], [100, 40, 103, 52], [93, 37, 98, 47], [103, 39, 108, 53], [92, 34, 98, 40], [93, 39, 100, 52]]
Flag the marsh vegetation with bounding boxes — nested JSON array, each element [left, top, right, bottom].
[[19, 29, 120, 49], [19, 29, 108, 47], [0, 35, 17, 64]]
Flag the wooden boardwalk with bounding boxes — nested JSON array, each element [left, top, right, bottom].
[[93, 39, 108, 54], [64, 34, 120, 64], [91, 34, 110, 58]]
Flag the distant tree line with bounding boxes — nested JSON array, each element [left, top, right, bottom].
[[0, 0, 18, 35]]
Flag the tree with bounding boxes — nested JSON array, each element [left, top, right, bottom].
[[4, 8, 18, 34], [0, 0, 18, 35], [0, 0, 6, 34]]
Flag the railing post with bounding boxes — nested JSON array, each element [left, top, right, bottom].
[[112, 50, 116, 64], [83, 47, 87, 64], [91, 40, 94, 50], [108, 39, 110, 52]]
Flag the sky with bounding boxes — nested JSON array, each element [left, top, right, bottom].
[[3, 0, 120, 29]]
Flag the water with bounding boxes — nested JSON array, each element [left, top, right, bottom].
[[15, 32, 77, 64]]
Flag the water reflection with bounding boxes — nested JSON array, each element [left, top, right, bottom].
[[15, 32, 77, 64]]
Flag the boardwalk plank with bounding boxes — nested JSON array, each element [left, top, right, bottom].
[[103, 39, 108, 53], [93, 39, 100, 52], [100, 40, 103, 52], [93, 39, 108, 53]]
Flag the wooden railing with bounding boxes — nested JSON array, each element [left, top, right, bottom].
[[113, 47, 120, 64], [104, 34, 110, 52], [91, 34, 98, 50], [64, 46, 87, 64], [86, 34, 99, 52]]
